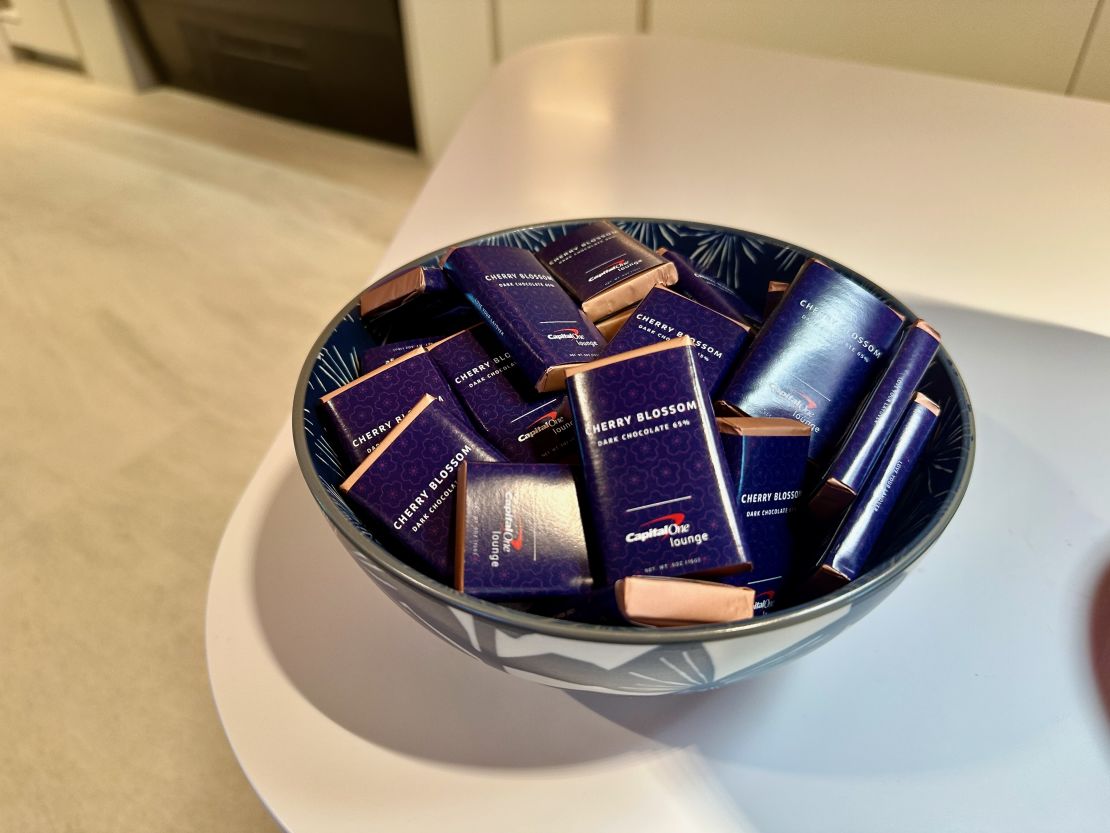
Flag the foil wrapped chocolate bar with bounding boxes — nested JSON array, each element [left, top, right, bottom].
[[444, 245, 605, 392], [717, 259, 905, 463], [538, 221, 677, 321], [811, 320, 942, 521], [318, 347, 467, 471], [455, 462, 593, 602], [716, 417, 811, 614], [358, 265, 452, 319], [805, 392, 940, 597], [428, 326, 577, 463], [340, 394, 503, 583], [658, 247, 761, 325], [600, 286, 751, 396], [358, 337, 437, 373], [566, 337, 749, 584]]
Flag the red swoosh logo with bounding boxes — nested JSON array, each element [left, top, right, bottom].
[[801, 393, 817, 410], [509, 527, 525, 550], [554, 328, 580, 335], [527, 410, 559, 428], [641, 513, 685, 528]]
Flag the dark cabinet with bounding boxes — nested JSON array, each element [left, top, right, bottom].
[[128, 0, 415, 147]]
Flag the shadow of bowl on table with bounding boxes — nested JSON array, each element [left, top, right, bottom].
[[1089, 546, 1110, 741], [252, 459, 787, 768]]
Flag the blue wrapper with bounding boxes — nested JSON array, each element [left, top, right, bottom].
[[658, 248, 762, 325], [456, 463, 593, 601], [428, 326, 577, 463], [537, 221, 677, 320], [806, 393, 939, 595], [566, 338, 749, 584], [716, 259, 905, 463], [358, 338, 437, 373], [318, 347, 468, 471], [600, 286, 751, 396], [444, 246, 605, 392], [340, 395, 504, 583], [815, 320, 942, 518], [716, 417, 811, 614]]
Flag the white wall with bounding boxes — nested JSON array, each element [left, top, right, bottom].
[[405, 0, 1110, 160]]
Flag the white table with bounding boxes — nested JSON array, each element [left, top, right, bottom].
[[207, 36, 1110, 832]]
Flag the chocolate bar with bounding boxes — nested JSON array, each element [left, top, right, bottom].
[[455, 462, 593, 601], [812, 320, 942, 521], [537, 221, 677, 321], [428, 326, 577, 463], [658, 247, 761, 325], [716, 417, 811, 614], [443, 245, 605, 392], [566, 337, 749, 583], [716, 259, 905, 463], [804, 392, 940, 597], [600, 286, 751, 396], [359, 265, 452, 318], [318, 347, 467, 471], [358, 337, 436, 373], [340, 394, 503, 583], [615, 576, 755, 627]]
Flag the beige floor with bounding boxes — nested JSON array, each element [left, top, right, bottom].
[[1, 62, 428, 831]]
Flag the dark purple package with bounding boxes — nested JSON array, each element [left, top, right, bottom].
[[443, 245, 605, 392], [805, 393, 939, 597], [359, 265, 452, 318], [340, 395, 504, 584], [359, 338, 436, 373], [427, 326, 577, 463], [716, 417, 811, 615], [600, 286, 751, 396], [455, 462, 593, 601], [657, 247, 761, 325], [566, 338, 749, 584], [318, 347, 468, 471], [813, 320, 942, 520], [537, 221, 678, 321], [716, 259, 905, 464]]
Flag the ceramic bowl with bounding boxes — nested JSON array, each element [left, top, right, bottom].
[[292, 219, 974, 695]]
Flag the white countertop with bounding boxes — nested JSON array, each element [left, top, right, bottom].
[[207, 36, 1110, 832]]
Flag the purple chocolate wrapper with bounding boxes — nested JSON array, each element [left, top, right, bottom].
[[567, 338, 748, 584], [429, 326, 578, 463], [537, 221, 677, 319], [457, 463, 593, 601], [825, 321, 941, 493], [318, 348, 468, 471], [444, 246, 605, 391], [341, 395, 504, 584], [601, 286, 750, 396], [359, 338, 437, 373], [659, 248, 762, 325], [813, 394, 939, 588], [717, 259, 904, 463], [716, 418, 810, 614]]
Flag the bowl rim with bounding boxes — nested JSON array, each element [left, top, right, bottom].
[[292, 216, 975, 644]]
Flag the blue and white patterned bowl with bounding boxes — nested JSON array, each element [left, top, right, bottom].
[[293, 219, 974, 695]]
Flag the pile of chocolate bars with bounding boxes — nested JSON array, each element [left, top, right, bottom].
[[320, 221, 942, 627]]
